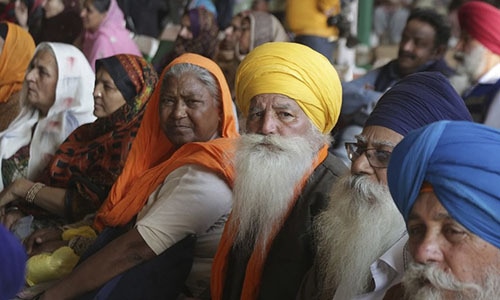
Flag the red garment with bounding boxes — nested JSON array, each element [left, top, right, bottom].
[[94, 53, 239, 231], [459, 1, 500, 55]]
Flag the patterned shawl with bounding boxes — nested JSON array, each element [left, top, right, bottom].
[[94, 53, 239, 231], [38, 54, 158, 221]]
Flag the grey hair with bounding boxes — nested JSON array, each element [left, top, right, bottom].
[[34, 43, 55, 58], [162, 63, 221, 108]]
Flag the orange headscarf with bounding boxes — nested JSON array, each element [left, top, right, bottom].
[[211, 145, 329, 300], [0, 22, 35, 103], [94, 53, 239, 231]]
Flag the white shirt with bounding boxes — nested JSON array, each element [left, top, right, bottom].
[[135, 164, 232, 297], [477, 63, 500, 128], [333, 233, 408, 300]]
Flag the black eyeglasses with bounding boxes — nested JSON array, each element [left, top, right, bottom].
[[345, 142, 392, 169]]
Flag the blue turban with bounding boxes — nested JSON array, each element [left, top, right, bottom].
[[365, 72, 472, 136], [0, 224, 27, 300], [388, 121, 500, 249]]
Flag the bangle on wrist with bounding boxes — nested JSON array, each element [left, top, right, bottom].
[[25, 182, 45, 205]]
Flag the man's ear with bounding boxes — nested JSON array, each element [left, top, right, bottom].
[[433, 44, 448, 58]]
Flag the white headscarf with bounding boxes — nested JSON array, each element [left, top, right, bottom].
[[0, 42, 96, 190]]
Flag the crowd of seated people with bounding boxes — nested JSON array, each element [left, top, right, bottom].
[[1, 1, 500, 300]]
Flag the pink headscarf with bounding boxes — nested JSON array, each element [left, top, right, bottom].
[[82, 0, 141, 70]]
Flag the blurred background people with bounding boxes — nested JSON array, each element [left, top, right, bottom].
[[216, 10, 288, 97], [456, 1, 500, 127], [156, 6, 219, 72], [286, 0, 341, 64], [80, 0, 141, 70]]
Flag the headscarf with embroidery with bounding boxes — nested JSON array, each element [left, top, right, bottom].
[[0, 42, 96, 190], [37, 54, 158, 222], [94, 53, 239, 231], [388, 120, 500, 249]]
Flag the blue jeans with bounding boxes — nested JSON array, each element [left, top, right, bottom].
[[294, 35, 337, 64]]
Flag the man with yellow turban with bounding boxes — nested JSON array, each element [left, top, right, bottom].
[[211, 42, 347, 299]]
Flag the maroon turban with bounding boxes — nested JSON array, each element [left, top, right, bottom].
[[458, 1, 500, 55]]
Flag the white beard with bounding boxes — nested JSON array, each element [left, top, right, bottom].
[[315, 173, 406, 299], [230, 133, 319, 255], [460, 43, 488, 82], [403, 262, 500, 300]]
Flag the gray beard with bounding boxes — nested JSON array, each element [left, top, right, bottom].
[[403, 263, 500, 300], [229, 133, 317, 255], [315, 173, 406, 299]]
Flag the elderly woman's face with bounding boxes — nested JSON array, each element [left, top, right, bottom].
[[81, 0, 106, 32], [93, 67, 127, 118], [42, 0, 65, 18], [159, 72, 220, 147], [406, 192, 500, 297], [25, 49, 58, 116]]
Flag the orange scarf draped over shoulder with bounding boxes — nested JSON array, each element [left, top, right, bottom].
[[0, 22, 35, 103], [211, 145, 329, 300], [94, 53, 239, 231]]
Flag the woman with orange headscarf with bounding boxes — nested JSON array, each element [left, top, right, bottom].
[[39, 53, 239, 300], [0, 21, 35, 131]]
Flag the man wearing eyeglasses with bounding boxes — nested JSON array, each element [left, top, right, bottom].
[[306, 72, 473, 300]]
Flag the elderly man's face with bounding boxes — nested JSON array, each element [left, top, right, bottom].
[[406, 192, 500, 298], [454, 32, 488, 82], [246, 94, 312, 137], [350, 125, 402, 185]]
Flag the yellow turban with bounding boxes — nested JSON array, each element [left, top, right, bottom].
[[235, 42, 342, 134]]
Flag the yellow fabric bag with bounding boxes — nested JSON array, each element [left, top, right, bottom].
[[25, 225, 97, 286]]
